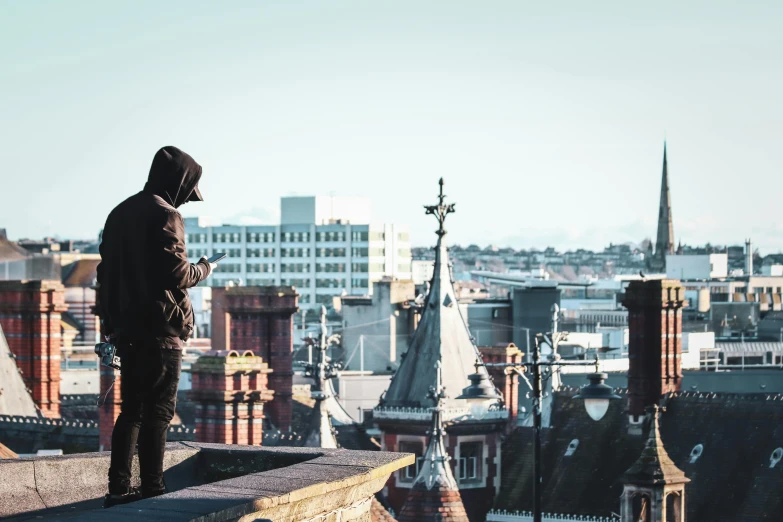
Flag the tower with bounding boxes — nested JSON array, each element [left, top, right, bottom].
[[622, 280, 686, 420], [650, 143, 675, 272], [745, 238, 753, 275], [0, 280, 66, 418], [620, 406, 689, 522], [211, 286, 298, 431], [397, 363, 469, 522], [374, 179, 507, 521]]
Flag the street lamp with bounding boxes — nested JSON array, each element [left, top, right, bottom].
[[457, 329, 620, 522]]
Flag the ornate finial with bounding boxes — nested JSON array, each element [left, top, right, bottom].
[[424, 178, 456, 237], [428, 360, 447, 407]]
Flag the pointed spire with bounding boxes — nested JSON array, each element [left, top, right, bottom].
[[397, 362, 470, 522], [380, 179, 497, 414], [623, 405, 689, 486], [651, 141, 675, 271]]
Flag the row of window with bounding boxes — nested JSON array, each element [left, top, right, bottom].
[[281, 278, 311, 288], [200, 261, 402, 275], [398, 440, 482, 483], [316, 278, 347, 289], [190, 230, 406, 246], [246, 264, 275, 273]]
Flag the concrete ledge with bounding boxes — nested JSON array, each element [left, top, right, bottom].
[[0, 442, 414, 522]]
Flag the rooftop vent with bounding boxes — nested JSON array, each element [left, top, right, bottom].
[[689, 444, 704, 463], [565, 439, 579, 457]]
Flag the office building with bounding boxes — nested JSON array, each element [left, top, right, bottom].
[[184, 196, 412, 308]]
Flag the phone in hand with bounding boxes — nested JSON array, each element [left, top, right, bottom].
[[208, 252, 227, 263]]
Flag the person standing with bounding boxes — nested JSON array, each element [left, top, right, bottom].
[[96, 146, 216, 507]]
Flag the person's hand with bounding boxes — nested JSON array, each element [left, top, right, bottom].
[[198, 256, 218, 277]]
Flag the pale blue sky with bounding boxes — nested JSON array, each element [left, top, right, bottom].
[[1, 1, 781, 251]]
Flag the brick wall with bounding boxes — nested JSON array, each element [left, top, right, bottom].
[[188, 351, 274, 445], [0, 280, 66, 418], [623, 279, 687, 418], [479, 344, 523, 426], [210, 286, 298, 431]]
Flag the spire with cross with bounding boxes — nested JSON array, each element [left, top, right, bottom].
[[424, 178, 456, 238]]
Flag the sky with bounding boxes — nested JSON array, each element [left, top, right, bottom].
[[1, 1, 781, 252]]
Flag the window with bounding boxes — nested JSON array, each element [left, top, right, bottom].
[[316, 248, 346, 258], [352, 278, 368, 288], [397, 263, 410, 273], [351, 231, 368, 242], [398, 248, 412, 258], [246, 263, 274, 273], [187, 233, 207, 243], [315, 294, 334, 305], [351, 247, 369, 257], [215, 264, 241, 273], [299, 294, 311, 304], [316, 231, 346, 242], [398, 232, 410, 242], [398, 440, 424, 482], [281, 232, 310, 243], [369, 231, 385, 241], [281, 278, 311, 288], [352, 263, 368, 273], [247, 248, 275, 258], [369, 248, 385, 257], [316, 263, 346, 273], [228, 248, 241, 258], [369, 263, 385, 273], [457, 442, 483, 483], [282, 248, 310, 258], [246, 232, 275, 243], [281, 263, 309, 273], [315, 278, 346, 289]]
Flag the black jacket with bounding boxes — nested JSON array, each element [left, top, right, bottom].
[[97, 146, 209, 348]]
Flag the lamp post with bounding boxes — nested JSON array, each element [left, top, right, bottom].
[[457, 327, 620, 522]]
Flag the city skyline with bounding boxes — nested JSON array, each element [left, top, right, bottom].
[[2, 1, 782, 252]]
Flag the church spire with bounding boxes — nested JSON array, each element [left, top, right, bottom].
[[376, 179, 497, 414], [652, 142, 675, 271]]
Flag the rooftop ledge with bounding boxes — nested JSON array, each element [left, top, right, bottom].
[[1, 442, 413, 522]]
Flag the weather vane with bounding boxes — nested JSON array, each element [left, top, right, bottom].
[[424, 178, 456, 237]]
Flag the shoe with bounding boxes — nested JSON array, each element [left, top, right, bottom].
[[141, 488, 167, 500], [103, 486, 142, 508]]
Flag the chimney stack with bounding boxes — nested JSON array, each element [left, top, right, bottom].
[[210, 286, 298, 432], [622, 279, 687, 420], [745, 238, 753, 276], [0, 280, 66, 418]]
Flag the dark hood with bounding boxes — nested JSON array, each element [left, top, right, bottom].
[[144, 146, 203, 208]]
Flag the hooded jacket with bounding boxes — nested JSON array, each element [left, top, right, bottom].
[[96, 146, 209, 348]]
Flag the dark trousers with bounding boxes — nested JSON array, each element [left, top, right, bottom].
[[108, 339, 182, 496]]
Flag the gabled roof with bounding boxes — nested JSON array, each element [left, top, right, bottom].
[[62, 259, 99, 286], [494, 389, 783, 521], [381, 180, 489, 410], [0, 236, 29, 262], [0, 324, 38, 417]]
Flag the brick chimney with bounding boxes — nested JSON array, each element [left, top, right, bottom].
[[622, 279, 687, 419], [0, 280, 66, 418], [211, 286, 298, 432], [478, 343, 523, 425], [188, 350, 273, 445]]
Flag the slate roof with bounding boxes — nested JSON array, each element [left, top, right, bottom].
[[495, 389, 783, 521], [381, 183, 489, 410], [0, 324, 38, 417], [0, 237, 29, 262], [61, 259, 99, 286], [371, 497, 398, 522]]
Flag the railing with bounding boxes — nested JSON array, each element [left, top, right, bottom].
[[373, 406, 509, 422], [486, 510, 616, 522]]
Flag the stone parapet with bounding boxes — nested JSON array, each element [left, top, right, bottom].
[[0, 442, 413, 522]]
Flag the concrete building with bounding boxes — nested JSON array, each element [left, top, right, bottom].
[[666, 253, 728, 280], [184, 196, 412, 308], [340, 278, 417, 373]]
